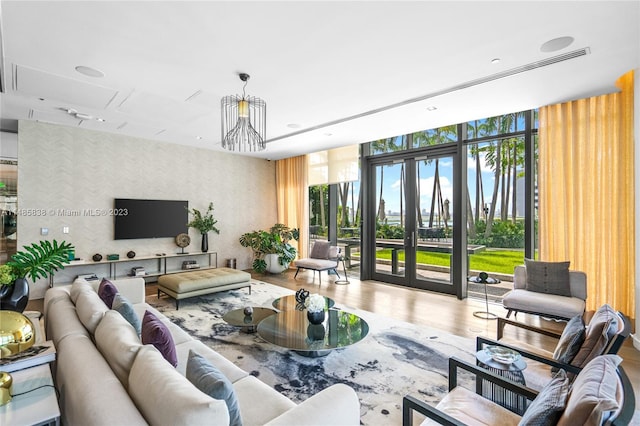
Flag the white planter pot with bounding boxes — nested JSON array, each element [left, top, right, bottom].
[[265, 254, 288, 274]]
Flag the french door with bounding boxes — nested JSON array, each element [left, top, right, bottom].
[[367, 150, 461, 295]]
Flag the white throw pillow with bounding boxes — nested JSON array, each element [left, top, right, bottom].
[[129, 346, 230, 425]]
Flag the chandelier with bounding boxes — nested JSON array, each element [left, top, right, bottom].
[[221, 73, 266, 152]]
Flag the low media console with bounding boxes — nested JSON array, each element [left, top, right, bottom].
[[50, 252, 218, 286]]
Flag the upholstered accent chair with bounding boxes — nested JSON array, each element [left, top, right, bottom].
[[502, 262, 587, 320], [403, 355, 635, 426], [293, 240, 341, 285], [481, 304, 631, 392]]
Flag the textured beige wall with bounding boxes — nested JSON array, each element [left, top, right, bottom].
[[17, 121, 277, 298]]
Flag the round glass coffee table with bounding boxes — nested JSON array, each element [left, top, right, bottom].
[[272, 294, 335, 311], [223, 307, 277, 333], [257, 309, 369, 357]]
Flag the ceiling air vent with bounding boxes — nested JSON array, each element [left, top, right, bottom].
[[268, 47, 591, 143]]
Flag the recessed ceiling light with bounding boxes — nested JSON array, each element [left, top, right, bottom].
[[491, 58, 501, 64], [196, 136, 203, 140], [540, 36, 574, 53], [287, 123, 301, 129], [426, 106, 438, 111], [75, 65, 105, 78]]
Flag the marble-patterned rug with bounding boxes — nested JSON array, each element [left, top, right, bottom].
[[148, 280, 476, 425]]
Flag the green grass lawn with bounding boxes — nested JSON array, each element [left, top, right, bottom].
[[375, 249, 524, 275]]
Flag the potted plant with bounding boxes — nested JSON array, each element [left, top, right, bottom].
[[187, 202, 220, 252], [0, 239, 74, 312], [239, 224, 299, 274]]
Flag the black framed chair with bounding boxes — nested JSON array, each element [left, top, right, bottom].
[[483, 306, 631, 392], [403, 355, 635, 426]]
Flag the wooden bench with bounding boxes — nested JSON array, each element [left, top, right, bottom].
[[157, 267, 251, 309]]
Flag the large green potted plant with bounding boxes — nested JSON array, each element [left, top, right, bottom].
[[0, 239, 74, 312], [239, 224, 299, 274], [187, 202, 220, 252]]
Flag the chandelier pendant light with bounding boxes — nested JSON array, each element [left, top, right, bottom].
[[221, 73, 267, 152]]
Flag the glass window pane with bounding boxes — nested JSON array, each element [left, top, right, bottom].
[[370, 135, 406, 155], [466, 137, 526, 299], [412, 125, 457, 148]]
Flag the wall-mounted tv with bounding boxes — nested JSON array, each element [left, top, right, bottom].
[[114, 199, 188, 240]]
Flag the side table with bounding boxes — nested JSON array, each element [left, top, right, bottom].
[[468, 275, 501, 319], [476, 349, 527, 415], [334, 255, 350, 285], [222, 307, 277, 333], [0, 364, 60, 426]]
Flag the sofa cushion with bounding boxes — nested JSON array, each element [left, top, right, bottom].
[[186, 349, 243, 426], [70, 280, 93, 304], [524, 259, 571, 296], [587, 304, 619, 341], [518, 369, 569, 426], [129, 345, 230, 425], [55, 333, 147, 426], [44, 295, 91, 344], [98, 278, 119, 308], [552, 315, 585, 371], [95, 310, 142, 388], [502, 289, 585, 319], [112, 293, 142, 335], [74, 289, 109, 334], [233, 375, 297, 425], [142, 310, 178, 367], [572, 305, 618, 368], [557, 355, 622, 426], [423, 386, 521, 426]]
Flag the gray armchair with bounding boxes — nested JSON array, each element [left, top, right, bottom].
[[502, 264, 587, 320], [293, 240, 341, 285]]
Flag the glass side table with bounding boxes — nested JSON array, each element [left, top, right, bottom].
[[469, 273, 501, 319], [222, 307, 277, 333], [476, 347, 527, 415]]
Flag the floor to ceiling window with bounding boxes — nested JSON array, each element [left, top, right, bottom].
[[358, 110, 538, 300]]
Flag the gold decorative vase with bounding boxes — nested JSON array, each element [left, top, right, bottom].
[[0, 310, 36, 406]]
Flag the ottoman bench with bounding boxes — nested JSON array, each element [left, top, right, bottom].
[[157, 267, 251, 309]]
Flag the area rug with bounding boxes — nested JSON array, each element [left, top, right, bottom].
[[148, 280, 476, 425]]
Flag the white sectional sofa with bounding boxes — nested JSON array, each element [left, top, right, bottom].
[[43, 277, 361, 425]]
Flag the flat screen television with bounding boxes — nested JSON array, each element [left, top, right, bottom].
[[114, 199, 188, 240]]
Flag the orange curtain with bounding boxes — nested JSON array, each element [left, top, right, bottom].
[[539, 70, 635, 318], [275, 155, 309, 259]]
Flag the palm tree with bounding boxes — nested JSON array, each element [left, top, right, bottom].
[[371, 137, 401, 222]]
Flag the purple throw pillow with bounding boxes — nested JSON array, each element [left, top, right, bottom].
[[141, 310, 178, 367], [98, 278, 119, 308]]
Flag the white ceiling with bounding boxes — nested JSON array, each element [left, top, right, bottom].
[[0, 1, 638, 160]]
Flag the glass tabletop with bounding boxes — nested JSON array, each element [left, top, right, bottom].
[[223, 307, 277, 327], [272, 294, 335, 311], [257, 309, 369, 357], [476, 348, 527, 372]]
